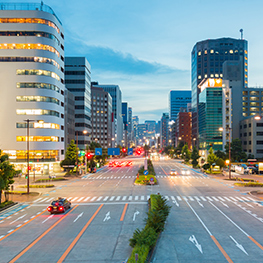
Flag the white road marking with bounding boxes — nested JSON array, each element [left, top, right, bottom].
[[103, 212, 111, 221], [122, 196, 127, 201], [177, 196, 182, 201], [135, 196, 139, 200], [90, 197, 97, 201], [73, 212, 83, 223], [16, 224, 22, 228], [7, 229, 14, 233], [116, 196, 121, 201], [189, 235, 203, 254], [84, 197, 90, 202], [128, 196, 133, 201], [77, 197, 85, 202], [109, 196, 115, 201], [10, 214, 27, 224], [230, 236, 248, 255], [71, 197, 78, 202], [97, 196, 103, 201], [133, 211, 140, 221], [42, 215, 53, 223]]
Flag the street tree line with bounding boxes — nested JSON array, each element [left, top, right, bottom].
[[163, 138, 250, 169]]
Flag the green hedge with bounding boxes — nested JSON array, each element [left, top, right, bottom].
[[35, 177, 66, 182], [234, 182, 263, 187], [0, 201, 14, 209], [128, 194, 171, 262], [135, 175, 157, 185], [138, 159, 156, 176], [19, 184, 54, 188]]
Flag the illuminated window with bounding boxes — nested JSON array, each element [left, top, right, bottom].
[[0, 43, 59, 57], [16, 109, 59, 117], [250, 91, 259, 96], [17, 136, 59, 142], [17, 82, 60, 93], [0, 56, 59, 68], [245, 63, 248, 66], [245, 56, 248, 60], [204, 50, 207, 54], [245, 50, 248, 54], [229, 50, 233, 54], [0, 18, 59, 33], [210, 74, 214, 78], [16, 69, 60, 81], [16, 122, 59, 129], [210, 49, 214, 53], [16, 96, 59, 104], [250, 107, 259, 112], [250, 97, 259, 101], [198, 75, 201, 79], [198, 51, 201, 56], [245, 74, 248, 78], [243, 91, 248, 95], [220, 74, 223, 77], [215, 74, 219, 78]]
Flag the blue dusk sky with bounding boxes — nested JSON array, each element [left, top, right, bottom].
[[12, 0, 263, 122]]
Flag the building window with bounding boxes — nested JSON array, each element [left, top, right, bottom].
[[257, 132, 263, 136], [17, 69, 60, 81], [16, 109, 59, 117], [16, 96, 59, 104], [0, 56, 59, 68], [0, 43, 59, 57], [17, 82, 60, 93], [0, 17, 60, 33], [17, 136, 59, 142], [257, 123, 263, 127]]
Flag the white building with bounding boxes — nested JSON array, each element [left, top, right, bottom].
[[0, 3, 65, 174]]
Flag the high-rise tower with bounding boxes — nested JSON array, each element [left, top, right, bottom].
[[191, 37, 248, 145]]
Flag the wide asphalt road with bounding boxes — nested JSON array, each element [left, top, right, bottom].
[[0, 157, 263, 262]]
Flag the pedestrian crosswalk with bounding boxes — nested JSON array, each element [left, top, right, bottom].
[[32, 195, 257, 204], [81, 175, 208, 180]]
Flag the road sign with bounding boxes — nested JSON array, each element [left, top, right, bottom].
[[95, 148, 102, 156], [108, 148, 120, 156], [143, 170, 148, 175], [150, 177, 154, 182], [128, 148, 133, 155]]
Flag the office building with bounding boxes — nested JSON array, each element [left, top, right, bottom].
[[64, 89, 75, 148], [122, 102, 128, 147], [169, 90, 191, 121], [91, 82, 123, 145], [132, 116, 139, 145], [91, 86, 112, 148], [161, 113, 169, 148], [128, 107, 133, 146], [0, 3, 65, 174], [191, 37, 248, 145], [198, 79, 224, 157], [65, 57, 91, 150], [175, 112, 192, 149]]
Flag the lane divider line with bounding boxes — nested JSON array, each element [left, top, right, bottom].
[[0, 210, 46, 242], [120, 203, 128, 221], [209, 201, 263, 252], [57, 204, 103, 263], [186, 200, 233, 263], [159, 166, 167, 175], [9, 205, 79, 263]]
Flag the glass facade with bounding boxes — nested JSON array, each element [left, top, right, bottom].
[[198, 87, 223, 151]]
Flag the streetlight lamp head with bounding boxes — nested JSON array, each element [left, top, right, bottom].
[[255, 116, 261, 120], [83, 130, 88, 134], [219, 127, 224, 132]]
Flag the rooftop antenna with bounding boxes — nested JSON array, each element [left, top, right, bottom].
[[240, 29, 243, 40]]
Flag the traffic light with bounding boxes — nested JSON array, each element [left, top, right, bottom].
[[122, 148, 127, 153], [86, 152, 92, 160], [28, 166, 31, 171]]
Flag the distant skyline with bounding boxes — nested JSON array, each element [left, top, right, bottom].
[[11, 0, 263, 122]]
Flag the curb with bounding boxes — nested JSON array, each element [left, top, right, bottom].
[[0, 202, 18, 213]]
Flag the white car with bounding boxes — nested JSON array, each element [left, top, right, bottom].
[[181, 168, 190, 175]]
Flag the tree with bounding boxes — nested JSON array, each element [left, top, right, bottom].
[[216, 158, 225, 170], [60, 140, 78, 168], [191, 146, 200, 168], [215, 150, 226, 160], [181, 144, 191, 163], [87, 141, 101, 151], [0, 150, 16, 204], [176, 141, 186, 156], [207, 147, 218, 173], [225, 139, 247, 162]]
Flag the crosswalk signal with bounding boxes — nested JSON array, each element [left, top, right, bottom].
[[86, 152, 92, 160], [122, 148, 127, 153]]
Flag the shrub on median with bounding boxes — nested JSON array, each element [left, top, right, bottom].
[[18, 184, 54, 188], [0, 201, 14, 209], [35, 177, 66, 182], [234, 182, 263, 187], [128, 194, 171, 262]]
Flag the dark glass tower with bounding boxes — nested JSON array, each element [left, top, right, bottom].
[[191, 37, 248, 146]]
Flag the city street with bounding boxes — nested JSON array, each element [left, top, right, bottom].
[[1, 157, 263, 262]]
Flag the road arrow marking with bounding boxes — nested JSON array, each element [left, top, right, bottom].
[[74, 212, 83, 223], [230, 236, 248, 255], [133, 211, 140, 221], [173, 200, 179, 207], [220, 201, 229, 208], [42, 214, 53, 224], [197, 201, 204, 207], [189, 235, 203, 254], [103, 212, 111, 222], [10, 214, 27, 225]]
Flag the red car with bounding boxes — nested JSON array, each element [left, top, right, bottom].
[[47, 198, 71, 214]]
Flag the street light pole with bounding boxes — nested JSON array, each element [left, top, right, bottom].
[[228, 128, 231, 180], [24, 119, 35, 194]]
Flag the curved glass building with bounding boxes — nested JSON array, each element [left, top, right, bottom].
[[0, 3, 65, 174]]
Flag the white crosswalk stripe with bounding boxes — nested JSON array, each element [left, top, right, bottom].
[[32, 195, 258, 204]]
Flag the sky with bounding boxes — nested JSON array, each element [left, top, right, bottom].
[[13, 0, 263, 122]]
